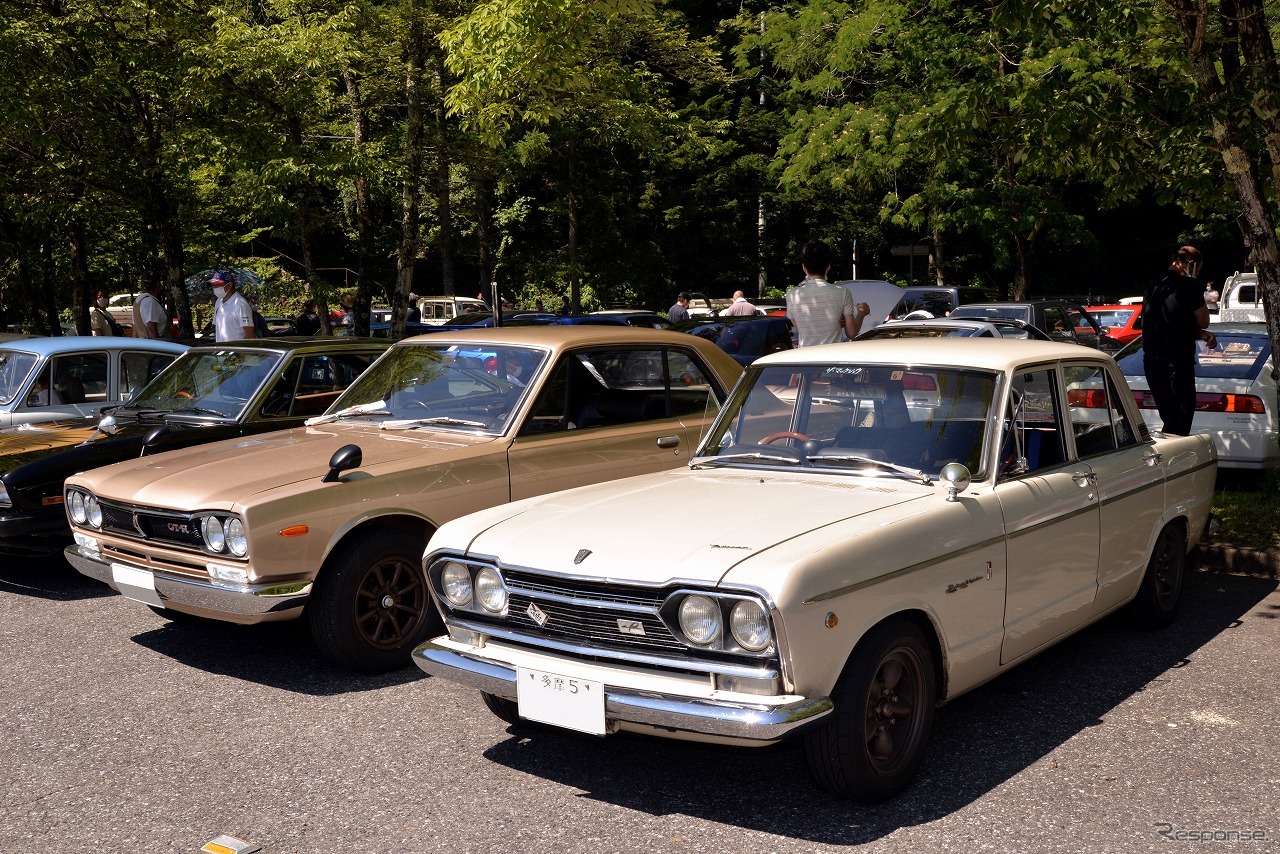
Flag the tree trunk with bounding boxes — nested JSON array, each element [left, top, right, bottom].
[[344, 68, 377, 338], [67, 218, 90, 337], [567, 143, 579, 314], [1231, 0, 1280, 193], [394, 2, 426, 341], [475, 175, 490, 298], [434, 57, 457, 304]]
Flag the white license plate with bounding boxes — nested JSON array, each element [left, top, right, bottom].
[[516, 666, 605, 735], [110, 563, 163, 608]]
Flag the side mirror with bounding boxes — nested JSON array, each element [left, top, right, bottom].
[[940, 462, 971, 502], [141, 425, 170, 456], [322, 444, 363, 483], [97, 414, 119, 436]]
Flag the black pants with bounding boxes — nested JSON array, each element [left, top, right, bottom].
[[1144, 356, 1195, 435]]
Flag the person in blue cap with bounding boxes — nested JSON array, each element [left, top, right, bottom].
[[211, 270, 257, 342]]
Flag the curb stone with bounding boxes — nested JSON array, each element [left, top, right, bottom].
[[1193, 543, 1280, 579]]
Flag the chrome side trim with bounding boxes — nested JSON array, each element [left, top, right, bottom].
[[446, 616, 780, 680], [805, 534, 1006, 603], [412, 641, 831, 742]]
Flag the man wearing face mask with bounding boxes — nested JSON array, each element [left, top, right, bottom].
[[89, 288, 117, 336], [211, 271, 257, 342], [1143, 244, 1217, 436], [131, 272, 169, 339]]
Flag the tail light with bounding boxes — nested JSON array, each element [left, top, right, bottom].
[[1195, 393, 1266, 414], [1133, 391, 1158, 409], [902, 373, 936, 391], [1068, 389, 1109, 408], [483, 355, 498, 374]]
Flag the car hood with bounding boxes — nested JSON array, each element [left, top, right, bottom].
[[73, 421, 498, 509], [0, 419, 101, 456], [457, 468, 930, 585]]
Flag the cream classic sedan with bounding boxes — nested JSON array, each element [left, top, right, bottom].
[[412, 338, 1217, 802], [62, 327, 741, 672]]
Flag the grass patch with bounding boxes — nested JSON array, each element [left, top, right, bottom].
[[1209, 470, 1280, 549]]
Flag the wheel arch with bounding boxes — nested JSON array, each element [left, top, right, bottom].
[[316, 513, 437, 583], [847, 609, 948, 705]]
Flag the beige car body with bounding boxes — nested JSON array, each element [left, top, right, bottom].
[[62, 327, 741, 670], [413, 338, 1217, 800]]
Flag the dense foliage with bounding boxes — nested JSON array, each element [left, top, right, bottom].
[[3, 0, 1280, 341]]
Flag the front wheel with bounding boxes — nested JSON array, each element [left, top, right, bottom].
[[308, 529, 440, 673], [804, 618, 937, 802], [1129, 522, 1186, 629], [480, 691, 522, 726]]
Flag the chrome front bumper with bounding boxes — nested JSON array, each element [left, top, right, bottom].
[[412, 639, 833, 742], [64, 542, 311, 617]]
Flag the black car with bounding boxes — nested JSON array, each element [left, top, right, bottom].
[[887, 286, 999, 319], [949, 300, 1122, 353], [0, 337, 389, 556], [671, 315, 795, 365]]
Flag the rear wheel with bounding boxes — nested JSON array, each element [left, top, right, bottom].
[[1129, 522, 1186, 629], [804, 618, 937, 802], [309, 530, 439, 673]]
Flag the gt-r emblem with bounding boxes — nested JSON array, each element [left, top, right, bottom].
[[527, 602, 549, 626], [574, 549, 592, 565], [617, 619, 645, 636]]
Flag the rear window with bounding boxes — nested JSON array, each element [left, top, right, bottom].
[[1115, 335, 1271, 380]]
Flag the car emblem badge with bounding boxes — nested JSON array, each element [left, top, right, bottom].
[[132, 512, 144, 537], [617, 619, 645, 636], [574, 549, 592, 565], [527, 601, 549, 627]]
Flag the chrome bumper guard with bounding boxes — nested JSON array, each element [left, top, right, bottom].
[[64, 543, 311, 616], [412, 639, 833, 742]]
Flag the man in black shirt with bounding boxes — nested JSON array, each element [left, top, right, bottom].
[[295, 299, 322, 336], [1143, 245, 1217, 435]]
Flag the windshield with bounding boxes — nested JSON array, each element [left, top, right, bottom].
[[0, 350, 39, 405], [698, 363, 997, 477], [952, 305, 1031, 322], [323, 343, 548, 433], [1088, 309, 1135, 327], [862, 325, 982, 339], [127, 350, 282, 418], [1115, 333, 1271, 380]]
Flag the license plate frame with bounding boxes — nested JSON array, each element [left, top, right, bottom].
[[516, 666, 606, 735]]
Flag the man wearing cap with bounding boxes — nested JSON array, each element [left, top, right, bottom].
[[211, 271, 257, 342], [131, 273, 169, 339]]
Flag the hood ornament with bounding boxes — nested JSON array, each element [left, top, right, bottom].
[[574, 549, 592, 565]]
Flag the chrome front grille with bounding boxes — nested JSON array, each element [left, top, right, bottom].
[[501, 569, 683, 654], [98, 500, 205, 551]]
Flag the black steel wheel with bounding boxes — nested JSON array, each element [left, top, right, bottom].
[[804, 618, 937, 802], [309, 529, 440, 673], [1129, 522, 1186, 629]]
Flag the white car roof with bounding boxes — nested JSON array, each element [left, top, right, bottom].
[[755, 336, 1099, 373]]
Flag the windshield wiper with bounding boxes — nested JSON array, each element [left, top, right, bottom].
[[305, 400, 388, 426], [807, 453, 932, 485], [169, 406, 230, 419], [691, 451, 803, 467], [381, 416, 488, 431]]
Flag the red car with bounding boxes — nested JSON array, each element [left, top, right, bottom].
[[1085, 304, 1143, 345]]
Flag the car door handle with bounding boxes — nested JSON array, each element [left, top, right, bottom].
[[1142, 450, 1162, 466], [656, 435, 681, 449], [1071, 471, 1097, 487]]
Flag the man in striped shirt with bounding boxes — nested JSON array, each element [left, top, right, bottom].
[[786, 240, 870, 346]]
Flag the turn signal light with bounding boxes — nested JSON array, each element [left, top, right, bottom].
[[278, 525, 309, 538]]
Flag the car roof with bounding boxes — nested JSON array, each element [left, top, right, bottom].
[[0, 336, 188, 357], [757, 336, 1101, 372], [956, 300, 1080, 309], [1209, 322, 1268, 335], [186, 336, 387, 354]]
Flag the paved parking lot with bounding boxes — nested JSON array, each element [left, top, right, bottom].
[[2, 554, 1278, 853]]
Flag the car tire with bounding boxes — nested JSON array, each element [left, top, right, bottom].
[[309, 530, 440, 673], [480, 691, 522, 726], [1129, 522, 1186, 629], [147, 605, 205, 624], [804, 618, 937, 803]]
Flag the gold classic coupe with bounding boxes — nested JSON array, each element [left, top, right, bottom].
[[63, 327, 742, 672], [412, 338, 1217, 802]]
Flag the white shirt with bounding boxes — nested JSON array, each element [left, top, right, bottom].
[[214, 290, 255, 342], [785, 279, 857, 346], [132, 292, 167, 338]]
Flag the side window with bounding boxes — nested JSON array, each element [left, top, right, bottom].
[[1000, 368, 1066, 477], [1044, 307, 1072, 340], [121, 351, 177, 400], [260, 361, 301, 418], [40, 352, 109, 404], [667, 349, 719, 418], [279, 353, 377, 418], [1065, 364, 1139, 456]]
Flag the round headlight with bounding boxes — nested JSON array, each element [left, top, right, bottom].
[[85, 495, 102, 529], [69, 491, 86, 524], [679, 595, 722, 645], [202, 515, 225, 552], [729, 600, 772, 651], [475, 567, 508, 612], [225, 517, 248, 557], [441, 562, 473, 606]]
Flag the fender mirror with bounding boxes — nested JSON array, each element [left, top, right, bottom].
[[323, 444, 363, 483], [940, 462, 971, 502], [141, 425, 170, 456]]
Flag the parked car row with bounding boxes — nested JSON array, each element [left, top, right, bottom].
[[0, 316, 1225, 803]]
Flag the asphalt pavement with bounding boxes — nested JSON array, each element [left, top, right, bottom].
[[1, 553, 1278, 853]]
